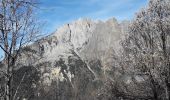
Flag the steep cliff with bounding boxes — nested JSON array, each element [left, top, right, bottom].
[[15, 17, 129, 100]]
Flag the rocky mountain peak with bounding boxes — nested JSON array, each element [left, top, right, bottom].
[[14, 17, 130, 99], [5, 17, 131, 100]]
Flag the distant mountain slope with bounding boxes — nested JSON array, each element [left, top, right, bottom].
[[15, 17, 130, 100]]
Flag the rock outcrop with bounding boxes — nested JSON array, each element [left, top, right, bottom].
[[15, 17, 129, 100]]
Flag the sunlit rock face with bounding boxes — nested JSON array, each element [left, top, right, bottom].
[[16, 17, 129, 100], [25, 17, 125, 80], [51, 18, 123, 60], [46, 17, 126, 66]]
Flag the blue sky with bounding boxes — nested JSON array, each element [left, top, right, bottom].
[[38, 0, 148, 33], [0, 0, 148, 60]]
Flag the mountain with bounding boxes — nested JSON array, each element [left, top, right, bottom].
[[14, 17, 129, 100]]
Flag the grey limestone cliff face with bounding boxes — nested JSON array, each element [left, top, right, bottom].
[[52, 18, 124, 60], [15, 17, 129, 100]]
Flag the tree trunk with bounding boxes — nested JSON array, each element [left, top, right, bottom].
[[165, 79, 170, 100], [5, 76, 11, 100], [149, 73, 158, 100], [6, 83, 9, 100], [165, 86, 169, 100]]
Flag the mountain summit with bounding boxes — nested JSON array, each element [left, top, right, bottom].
[[15, 17, 129, 100]]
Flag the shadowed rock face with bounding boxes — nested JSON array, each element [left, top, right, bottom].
[[14, 17, 130, 100]]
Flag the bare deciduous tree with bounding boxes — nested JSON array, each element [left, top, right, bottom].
[[121, 0, 170, 99], [0, 0, 40, 100]]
